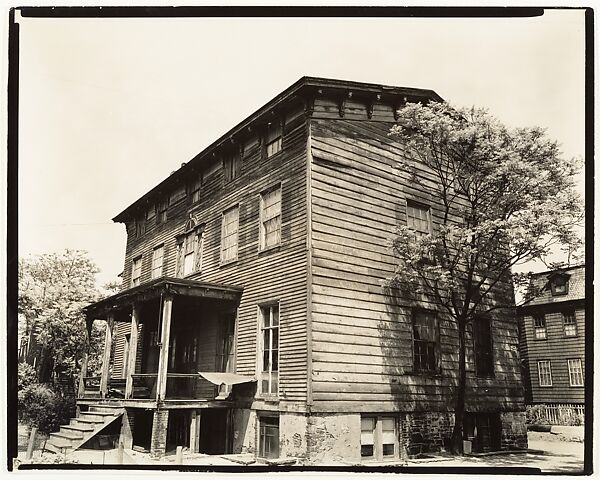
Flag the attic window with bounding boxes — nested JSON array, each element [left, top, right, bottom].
[[265, 121, 282, 158], [549, 274, 570, 296]]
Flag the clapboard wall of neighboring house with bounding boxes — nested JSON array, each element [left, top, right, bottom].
[[518, 266, 585, 405], [308, 108, 524, 414]]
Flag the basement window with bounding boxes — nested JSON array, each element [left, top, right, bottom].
[[361, 416, 397, 461], [258, 416, 280, 459]]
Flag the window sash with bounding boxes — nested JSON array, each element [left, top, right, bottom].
[[474, 318, 494, 376], [151, 246, 164, 279], [260, 187, 282, 250], [533, 316, 547, 339], [568, 359, 584, 386], [190, 177, 202, 203], [412, 311, 438, 372], [563, 312, 577, 337], [259, 417, 279, 459], [361, 416, 397, 460], [406, 202, 432, 234], [131, 257, 142, 286], [221, 207, 239, 262], [538, 361, 552, 386], [260, 305, 280, 395]]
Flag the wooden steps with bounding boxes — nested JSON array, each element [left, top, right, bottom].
[[45, 404, 124, 455]]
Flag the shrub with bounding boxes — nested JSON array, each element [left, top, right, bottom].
[[18, 363, 37, 392], [558, 409, 584, 426], [525, 404, 550, 425], [18, 384, 75, 434]]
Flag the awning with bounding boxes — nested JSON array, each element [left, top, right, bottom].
[[198, 372, 256, 386]]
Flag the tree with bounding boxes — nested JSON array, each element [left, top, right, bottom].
[[18, 250, 105, 381], [389, 102, 583, 454]]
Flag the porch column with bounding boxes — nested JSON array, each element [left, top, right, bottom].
[[99, 313, 114, 398], [124, 304, 140, 399], [156, 295, 173, 401], [77, 316, 93, 398], [190, 410, 200, 453]]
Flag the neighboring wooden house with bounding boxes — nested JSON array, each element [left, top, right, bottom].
[[517, 265, 586, 423], [55, 77, 526, 461]]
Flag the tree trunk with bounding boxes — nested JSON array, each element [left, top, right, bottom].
[[450, 318, 467, 454]]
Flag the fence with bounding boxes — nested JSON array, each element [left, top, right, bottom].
[[540, 404, 585, 425]]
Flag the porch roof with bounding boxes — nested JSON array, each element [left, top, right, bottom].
[[84, 277, 244, 319]]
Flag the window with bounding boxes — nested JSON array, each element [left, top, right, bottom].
[[473, 317, 494, 377], [259, 185, 282, 250], [220, 206, 239, 263], [190, 176, 202, 204], [533, 315, 546, 340], [563, 311, 577, 337], [265, 122, 282, 158], [134, 217, 145, 238], [537, 360, 552, 387], [176, 228, 203, 277], [131, 256, 142, 287], [361, 416, 397, 460], [156, 200, 168, 224], [259, 416, 279, 459], [412, 310, 439, 373], [568, 359, 584, 386], [151, 245, 164, 279], [406, 200, 432, 235], [260, 304, 279, 395], [223, 151, 241, 183], [169, 185, 186, 205], [146, 204, 156, 223], [360, 417, 375, 458], [550, 275, 569, 296]]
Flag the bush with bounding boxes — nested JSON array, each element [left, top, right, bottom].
[[18, 384, 75, 434], [558, 409, 584, 426], [525, 404, 550, 425], [18, 363, 37, 392]]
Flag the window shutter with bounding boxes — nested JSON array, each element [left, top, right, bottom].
[[175, 242, 185, 278]]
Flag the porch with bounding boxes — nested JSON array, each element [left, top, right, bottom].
[[78, 277, 246, 404]]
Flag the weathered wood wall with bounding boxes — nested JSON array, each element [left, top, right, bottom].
[[113, 104, 309, 406], [520, 306, 585, 404], [308, 106, 524, 414]]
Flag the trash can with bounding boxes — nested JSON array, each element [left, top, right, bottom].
[[463, 439, 472, 454]]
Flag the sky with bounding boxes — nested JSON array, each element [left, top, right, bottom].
[[16, 9, 586, 287]]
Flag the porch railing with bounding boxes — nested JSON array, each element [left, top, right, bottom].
[[165, 373, 218, 400], [130, 373, 158, 399]]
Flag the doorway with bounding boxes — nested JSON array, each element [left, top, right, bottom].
[[464, 412, 502, 453], [199, 409, 230, 455]]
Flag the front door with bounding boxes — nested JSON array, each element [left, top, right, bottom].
[[199, 409, 230, 454]]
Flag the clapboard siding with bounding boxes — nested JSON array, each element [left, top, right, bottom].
[[113, 106, 309, 402], [309, 118, 524, 413], [519, 305, 585, 404]]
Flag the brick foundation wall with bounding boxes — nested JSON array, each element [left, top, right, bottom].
[[150, 410, 169, 458], [500, 411, 528, 450]]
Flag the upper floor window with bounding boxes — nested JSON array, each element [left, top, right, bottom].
[[131, 256, 142, 287], [549, 273, 569, 296], [533, 315, 547, 340], [169, 185, 186, 206], [259, 304, 279, 396], [134, 216, 145, 238], [563, 310, 577, 337], [146, 204, 156, 223], [176, 223, 204, 278], [568, 358, 584, 387], [190, 176, 202, 204], [537, 360, 552, 387], [406, 200, 432, 235], [220, 206, 239, 264], [259, 185, 282, 251], [412, 310, 439, 373], [223, 151, 241, 183], [156, 200, 168, 224], [265, 121, 282, 158], [151, 244, 164, 279], [473, 317, 494, 377]]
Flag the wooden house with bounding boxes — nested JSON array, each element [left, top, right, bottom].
[[48, 77, 527, 461], [517, 265, 586, 423]]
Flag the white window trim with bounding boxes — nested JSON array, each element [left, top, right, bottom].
[[568, 358, 584, 387], [537, 360, 553, 387], [360, 415, 398, 462]]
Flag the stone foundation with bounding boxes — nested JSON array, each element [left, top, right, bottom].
[[500, 411, 528, 450], [400, 412, 455, 457], [280, 413, 308, 459], [306, 413, 361, 464]]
